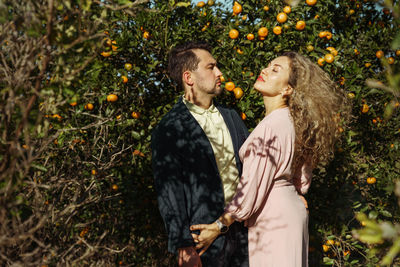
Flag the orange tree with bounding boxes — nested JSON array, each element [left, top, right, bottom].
[[1, 0, 400, 266]]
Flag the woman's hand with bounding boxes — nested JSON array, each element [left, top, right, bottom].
[[298, 195, 308, 210], [190, 222, 220, 256]]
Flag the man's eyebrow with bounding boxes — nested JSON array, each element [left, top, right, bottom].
[[206, 62, 217, 67]]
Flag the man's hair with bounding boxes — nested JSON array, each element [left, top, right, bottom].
[[168, 41, 212, 90]]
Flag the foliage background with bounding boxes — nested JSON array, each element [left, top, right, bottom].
[[0, 0, 399, 266]]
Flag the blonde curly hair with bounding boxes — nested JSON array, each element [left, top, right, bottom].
[[282, 51, 349, 168]]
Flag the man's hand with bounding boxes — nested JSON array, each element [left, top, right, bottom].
[[178, 246, 202, 267], [190, 222, 220, 256]]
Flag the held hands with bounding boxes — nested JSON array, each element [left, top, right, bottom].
[[178, 246, 202, 267], [190, 222, 220, 256]]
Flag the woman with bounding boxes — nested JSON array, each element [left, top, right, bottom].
[[190, 52, 348, 266]]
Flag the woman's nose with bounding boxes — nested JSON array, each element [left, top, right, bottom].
[[261, 68, 268, 76]]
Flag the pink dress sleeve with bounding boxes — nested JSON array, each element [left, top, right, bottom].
[[224, 126, 280, 222], [292, 157, 313, 195]]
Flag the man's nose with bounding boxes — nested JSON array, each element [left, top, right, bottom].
[[215, 67, 223, 77]]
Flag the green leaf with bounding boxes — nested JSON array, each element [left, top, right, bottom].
[[175, 2, 191, 7], [391, 32, 400, 50], [380, 210, 393, 218], [368, 211, 378, 220], [132, 131, 141, 140], [31, 163, 48, 172], [323, 257, 334, 265]]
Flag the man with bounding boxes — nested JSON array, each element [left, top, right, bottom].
[[151, 41, 249, 267]]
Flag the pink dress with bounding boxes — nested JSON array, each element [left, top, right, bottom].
[[225, 107, 312, 267]]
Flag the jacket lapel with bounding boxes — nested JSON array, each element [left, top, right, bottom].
[[217, 105, 239, 153], [176, 98, 219, 173], [217, 104, 245, 177]]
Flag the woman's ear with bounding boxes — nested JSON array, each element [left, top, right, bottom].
[[282, 85, 294, 97], [183, 71, 194, 86]]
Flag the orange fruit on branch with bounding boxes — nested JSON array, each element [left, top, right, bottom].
[[229, 29, 239, 39], [283, 6, 291, 14], [84, 103, 94, 110], [258, 27, 268, 37], [107, 94, 118, 102], [131, 111, 140, 119], [197, 1, 205, 7], [233, 87, 243, 99], [319, 31, 328, 38], [143, 31, 150, 40], [273, 26, 282, 35], [324, 53, 334, 63], [361, 103, 369, 113], [246, 33, 255, 40], [124, 63, 132, 71], [233, 2, 242, 15], [376, 50, 384, 59], [317, 58, 325, 66], [306, 0, 317, 6], [296, 21, 306, 30], [121, 75, 128, 83], [101, 51, 111, 57], [225, 81, 235, 91], [276, 12, 288, 23]]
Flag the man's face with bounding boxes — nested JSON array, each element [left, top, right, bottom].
[[190, 49, 223, 97]]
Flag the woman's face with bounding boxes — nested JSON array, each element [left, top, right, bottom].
[[254, 56, 291, 97]]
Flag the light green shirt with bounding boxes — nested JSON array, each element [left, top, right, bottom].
[[183, 98, 240, 204]]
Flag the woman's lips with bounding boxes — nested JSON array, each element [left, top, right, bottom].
[[257, 75, 265, 82]]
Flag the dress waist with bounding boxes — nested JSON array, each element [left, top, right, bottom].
[[272, 176, 295, 189]]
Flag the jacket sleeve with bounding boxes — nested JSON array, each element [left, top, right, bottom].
[[151, 124, 194, 254]]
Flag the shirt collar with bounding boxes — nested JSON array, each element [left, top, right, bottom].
[[182, 96, 218, 115]]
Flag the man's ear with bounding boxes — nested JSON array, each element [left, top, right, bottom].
[[282, 85, 294, 97], [183, 71, 194, 87]]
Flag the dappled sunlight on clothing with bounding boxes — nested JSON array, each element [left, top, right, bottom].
[[225, 108, 311, 267]]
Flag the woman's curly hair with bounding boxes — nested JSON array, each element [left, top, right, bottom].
[[282, 51, 349, 168]]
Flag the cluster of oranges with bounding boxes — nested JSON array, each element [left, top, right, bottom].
[[228, 3, 307, 41], [317, 47, 338, 66], [376, 49, 396, 64], [139, 26, 150, 40], [318, 30, 333, 40], [322, 239, 350, 257], [101, 38, 118, 57], [197, 0, 214, 8], [224, 81, 244, 100]]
